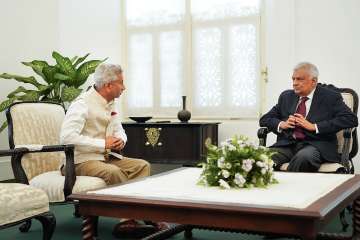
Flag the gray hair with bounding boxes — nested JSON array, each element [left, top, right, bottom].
[[293, 62, 319, 79], [93, 63, 123, 88]]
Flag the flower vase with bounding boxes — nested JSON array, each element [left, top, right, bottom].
[[177, 96, 191, 122]]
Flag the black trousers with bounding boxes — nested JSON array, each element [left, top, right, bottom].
[[271, 142, 322, 172]]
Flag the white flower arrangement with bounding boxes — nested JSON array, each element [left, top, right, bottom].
[[199, 136, 278, 189]]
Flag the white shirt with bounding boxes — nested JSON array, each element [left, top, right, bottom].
[[60, 91, 127, 153]]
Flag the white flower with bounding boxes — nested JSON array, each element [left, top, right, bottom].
[[261, 168, 267, 175], [226, 163, 232, 169], [220, 141, 228, 148], [222, 170, 230, 178], [242, 159, 254, 172], [256, 161, 265, 168], [217, 157, 225, 168], [234, 173, 246, 187], [219, 179, 231, 189], [240, 143, 247, 148], [228, 144, 236, 151]]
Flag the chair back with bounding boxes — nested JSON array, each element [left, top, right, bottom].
[[6, 102, 65, 180], [318, 84, 358, 160]]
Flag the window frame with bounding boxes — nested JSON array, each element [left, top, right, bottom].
[[120, 0, 266, 120]]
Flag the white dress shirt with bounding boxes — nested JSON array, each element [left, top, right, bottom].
[[60, 88, 127, 163]]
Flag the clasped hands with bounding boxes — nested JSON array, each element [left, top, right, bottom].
[[105, 136, 125, 151], [280, 113, 316, 131]]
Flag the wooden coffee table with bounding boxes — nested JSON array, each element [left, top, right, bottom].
[[69, 168, 360, 240]]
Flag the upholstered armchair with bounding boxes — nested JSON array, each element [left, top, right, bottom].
[[5, 101, 107, 231], [0, 149, 56, 240], [257, 84, 358, 230]]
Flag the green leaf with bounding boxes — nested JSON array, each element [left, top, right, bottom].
[[42, 65, 58, 84], [52, 51, 76, 79], [22, 60, 49, 79], [61, 86, 82, 102], [54, 73, 71, 82], [75, 58, 107, 87], [71, 56, 78, 63], [38, 84, 52, 92], [0, 73, 41, 88], [18, 91, 40, 101], [73, 53, 90, 68], [0, 98, 16, 112], [7, 86, 29, 98], [0, 121, 8, 133]]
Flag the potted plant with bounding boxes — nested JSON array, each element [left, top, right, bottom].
[[0, 51, 107, 132]]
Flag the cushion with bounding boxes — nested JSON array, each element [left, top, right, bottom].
[[10, 103, 66, 180], [280, 162, 347, 172], [30, 171, 107, 202], [0, 183, 49, 226]]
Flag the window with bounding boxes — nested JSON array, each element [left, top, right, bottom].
[[123, 0, 261, 118]]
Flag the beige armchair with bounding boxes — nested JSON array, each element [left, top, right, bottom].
[[0, 149, 55, 239], [5, 101, 107, 232], [257, 84, 358, 230]]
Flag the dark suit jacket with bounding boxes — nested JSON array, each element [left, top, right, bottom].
[[259, 85, 358, 162]]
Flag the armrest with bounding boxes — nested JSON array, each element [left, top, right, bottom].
[[257, 127, 269, 146], [340, 128, 353, 173], [10, 144, 76, 196], [0, 149, 14, 157]]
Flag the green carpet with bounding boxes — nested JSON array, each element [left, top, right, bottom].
[[0, 204, 353, 240]]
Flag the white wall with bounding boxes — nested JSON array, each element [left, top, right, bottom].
[[0, 0, 122, 180], [221, 0, 360, 169], [0, 0, 59, 180], [0, 0, 359, 180]]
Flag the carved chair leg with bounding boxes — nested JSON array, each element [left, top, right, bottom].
[[19, 219, 32, 233], [34, 212, 56, 240], [82, 216, 97, 240]]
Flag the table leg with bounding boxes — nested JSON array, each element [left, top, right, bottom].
[[82, 216, 96, 240]]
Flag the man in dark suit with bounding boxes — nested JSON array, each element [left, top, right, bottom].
[[259, 62, 358, 172]]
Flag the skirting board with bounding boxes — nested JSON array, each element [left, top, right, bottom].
[[0, 158, 13, 181]]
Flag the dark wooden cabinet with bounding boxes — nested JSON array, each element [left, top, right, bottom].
[[122, 122, 219, 165]]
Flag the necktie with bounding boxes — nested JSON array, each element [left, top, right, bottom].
[[293, 96, 309, 140]]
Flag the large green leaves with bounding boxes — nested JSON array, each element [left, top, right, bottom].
[[0, 51, 108, 133], [61, 86, 82, 102], [0, 121, 8, 133], [0, 73, 42, 88], [18, 91, 40, 101], [76, 58, 107, 87], [22, 60, 49, 79], [0, 97, 16, 112], [7, 86, 29, 98], [42, 65, 58, 84], [52, 51, 76, 79], [73, 53, 90, 68]]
